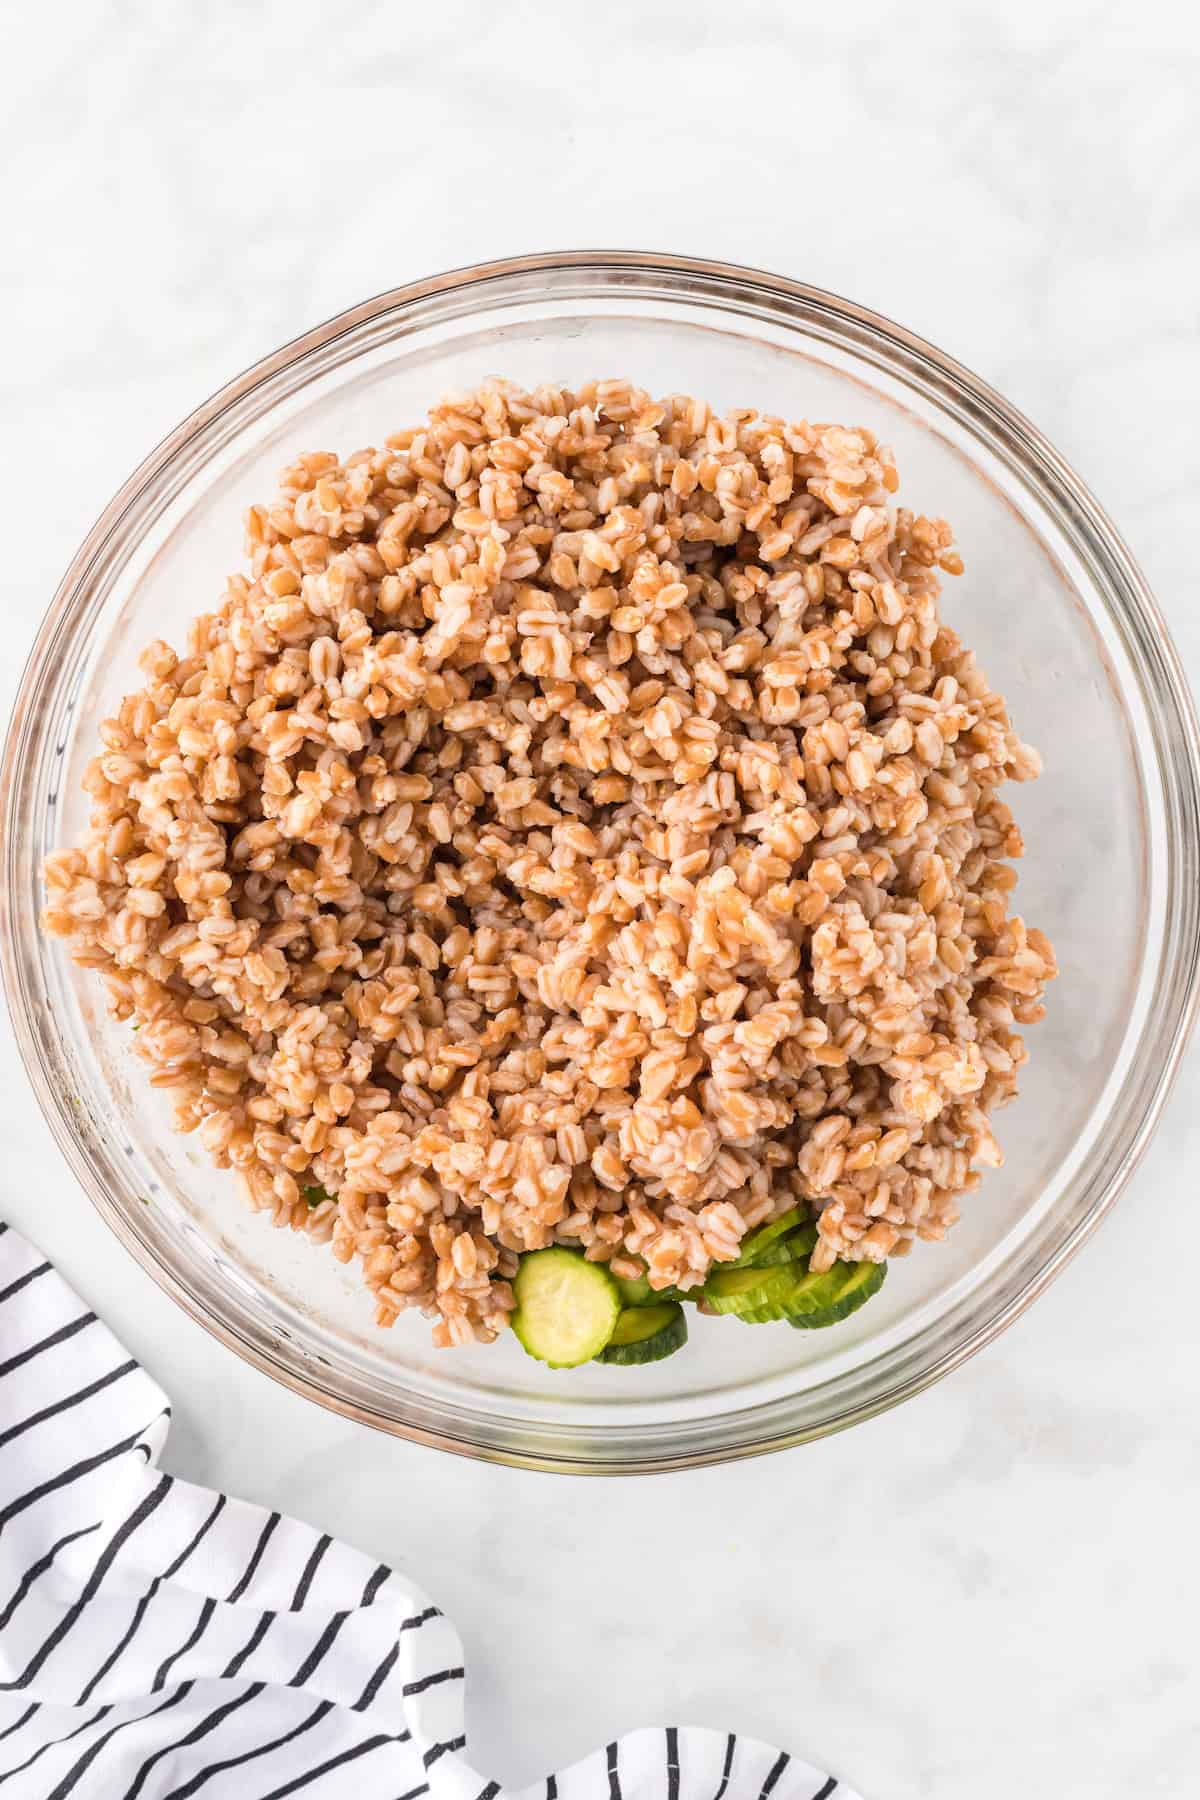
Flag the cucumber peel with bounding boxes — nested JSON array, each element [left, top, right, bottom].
[[787, 1259, 886, 1328], [511, 1248, 621, 1368], [703, 1263, 803, 1317], [509, 1232, 887, 1368], [613, 1272, 658, 1307], [733, 1224, 819, 1269], [731, 1210, 816, 1268], [600, 1302, 688, 1365], [614, 1268, 699, 1306]]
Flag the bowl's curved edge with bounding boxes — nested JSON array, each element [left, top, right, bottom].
[[4, 250, 1200, 1473]]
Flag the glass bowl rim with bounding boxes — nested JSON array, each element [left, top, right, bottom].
[[4, 249, 1200, 1473]]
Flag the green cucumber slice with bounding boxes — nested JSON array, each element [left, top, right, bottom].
[[614, 1270, 699, 1306], [787, 1259, 886, 1329], [735, 1224, 819, 1269], [511, 1249, 620, 1368], [734, 1260, 881, 1332], [702, 1263, 803, 1317], [731, 1209, 816, 1268], [783, 1222, 818, 1260], [613, 1272, 657, 1307], [600, 1302, 688, 1365], [656, 1282, 703, 1304], [736, 1240, 794, 1269]]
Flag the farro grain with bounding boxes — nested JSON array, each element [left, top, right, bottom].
[[43, 379, 1055, 1346]]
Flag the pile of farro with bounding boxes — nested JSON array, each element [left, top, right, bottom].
[[43, 379, 1055, 1348]]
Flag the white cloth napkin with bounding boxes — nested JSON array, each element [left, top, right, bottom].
[[0, 1219, 858, 1800]]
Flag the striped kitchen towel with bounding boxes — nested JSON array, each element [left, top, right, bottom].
[[0, 1220, 858, 1799]]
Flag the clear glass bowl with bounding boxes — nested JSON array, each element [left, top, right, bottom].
[[4, 253, 1199, 1473]]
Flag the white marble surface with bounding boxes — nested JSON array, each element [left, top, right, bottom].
[[3, 4, 1200, 1795]]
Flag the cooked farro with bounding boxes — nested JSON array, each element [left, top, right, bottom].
[[42, 379, 1056, 1348]]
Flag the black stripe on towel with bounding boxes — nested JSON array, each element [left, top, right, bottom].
[[423, 1736, 467, 1769], [0, 1310, 95, 1380], [0, 1524, 99, 1632], [713, 1733, 737, 1800], [360, 1564, 390, 1607], [127, 1682, 266, 1800], [0, 1260, 50, 1305], [158, 1696, 330, 1800], [0, 1700, 39, 1744], [259, 1731, 397, 1798], [223, 1613, 276, 1680], [153, 1599, 216, 1692], [0, 1358, 139, 1455], [396, 1787, 430, 1800], [2, 1473, 172, 1691], [160, 1492, 228, 1579], [290, 1532, 330, 1609], [546, 1775, 558, 1800], [666, 1726, 680, 1800], [352, 1641, 398, 1713], [759, 1751, 791, 1800], [42, 1686, 192, 1800], [402, 1665, 463, 1697], [78, 1493, 228, 1706], [288, 1611, 350, 1688], [810, 1782, 838, 1800], [477, 1783, 501, 1800], [400, 1603, 440, 1631], [226, 1510, 281, 1602], [0, 1702, 113, 1788], [0, 1422, 155, 1531], [608, 1739, 623, 1800]]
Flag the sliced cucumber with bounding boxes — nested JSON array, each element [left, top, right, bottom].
[[614, 1270, 700, 1306], [660, 1281, 705, 1304], [782, 1222, 818, 1261], [732, 1262, 852, 1323], [734, 1224, 819, 1269], [511, 1249, 620, 1368], [600, 1302, 688, 1365], [613, 1272, 657, 1307], [733, 1258, 887, 1325], [787, 1259, 886, 1329], [731, 1209, 815, 1268], [703, 1263, 804, 1317]]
